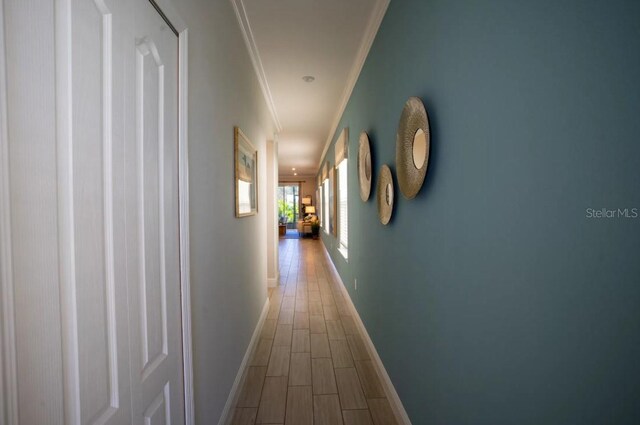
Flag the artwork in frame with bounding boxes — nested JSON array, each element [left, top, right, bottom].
[[235, 127, 258, 217]]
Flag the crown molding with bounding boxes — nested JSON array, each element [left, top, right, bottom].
[[318, 0, 390, 169], [230, 0, 283, 132]]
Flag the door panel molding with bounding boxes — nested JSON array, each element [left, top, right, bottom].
[[135, 41, 150, 372], [55, 0, 82, 423], [75, 0, 120, 422], [0, 0, 19, 422], [97, 0, 120, 421], [136, 38, 169, 376], [56, 1, 125, 423], [144, 383, 171, 425]]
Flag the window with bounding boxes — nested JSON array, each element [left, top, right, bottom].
[[323, 179, 330, 233], [337, 160, 348, 258], [277, 183, 301, 228], [317, 186, 323, 227]]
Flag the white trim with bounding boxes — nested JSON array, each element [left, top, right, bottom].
[[55, 0, 82, 423], [0, 0, 18, 422], [177, 29, 195, 425], [99, 3, 120, 415], [320, 241, 412, 425], [219, 298, 271, 425], [318, 0, 390, 169], [267, 277, 278, 287], [229, 0, 282, 132]]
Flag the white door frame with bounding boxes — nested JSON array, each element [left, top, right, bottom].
[[0, 1, 194, 424], [0, 0, 18, 423], [177, 22, 195, 425]]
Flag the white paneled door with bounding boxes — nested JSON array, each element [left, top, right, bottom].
[[126, 1, 184, 424], [0, 1, 184, 424]]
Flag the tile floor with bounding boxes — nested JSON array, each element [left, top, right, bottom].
[[231, 238, 399, 425]]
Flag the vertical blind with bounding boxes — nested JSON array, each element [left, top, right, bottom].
[[338, 160, 348, 253], [323, 179, 329, 232], [317, 175, 323, 227], [335, 128, 349, 254]]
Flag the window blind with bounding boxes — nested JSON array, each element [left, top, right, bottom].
[[334, 128, 348, 165], [323, 179, 330, 233], [317, 186, 323, 226], [338, 160, 348, 255]]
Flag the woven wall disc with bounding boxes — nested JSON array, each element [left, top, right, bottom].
[[395, 97, 430, 199], [358, 132, 372, 202], [376, 165, 394, 225]]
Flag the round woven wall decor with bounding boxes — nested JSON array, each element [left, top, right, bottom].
[[358, 132, 372, 202], [395, 97, 430, 199], [376, 165, 394, 225]]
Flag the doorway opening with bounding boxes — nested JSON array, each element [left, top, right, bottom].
[[277, 183, 301, 238]]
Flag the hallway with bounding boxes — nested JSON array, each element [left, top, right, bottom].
[[231, 239, 398, 425]]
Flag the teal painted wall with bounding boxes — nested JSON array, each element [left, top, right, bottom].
[[319, 0, 640, 423]]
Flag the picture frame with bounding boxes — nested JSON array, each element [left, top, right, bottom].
[[235, 127, 258, 217]]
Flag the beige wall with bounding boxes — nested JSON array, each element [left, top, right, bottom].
[[162, 0, 277, 422]]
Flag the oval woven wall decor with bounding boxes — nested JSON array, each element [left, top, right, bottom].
[[395, 97, 431, 199], [376, 164, 394, 225], [358, 132, 372, 202]]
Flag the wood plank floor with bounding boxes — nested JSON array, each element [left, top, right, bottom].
[[231, 238, 398, 425]]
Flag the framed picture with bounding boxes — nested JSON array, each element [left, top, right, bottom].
[[235, 127, 258, 217]]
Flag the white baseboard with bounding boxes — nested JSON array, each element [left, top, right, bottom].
[[320, 243, 412, 425], [218, 297, 270, 425], [267, 277, 278, 287]]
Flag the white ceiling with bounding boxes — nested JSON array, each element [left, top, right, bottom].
[[232, 0, 389, 177]]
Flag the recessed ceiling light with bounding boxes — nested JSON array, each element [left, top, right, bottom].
[[292, 167, 296, 171], [302, 75, 315, 83], [294, 172, 298, 176]]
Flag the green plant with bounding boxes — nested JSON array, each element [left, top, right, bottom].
[[278, 199, 294, 223]]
